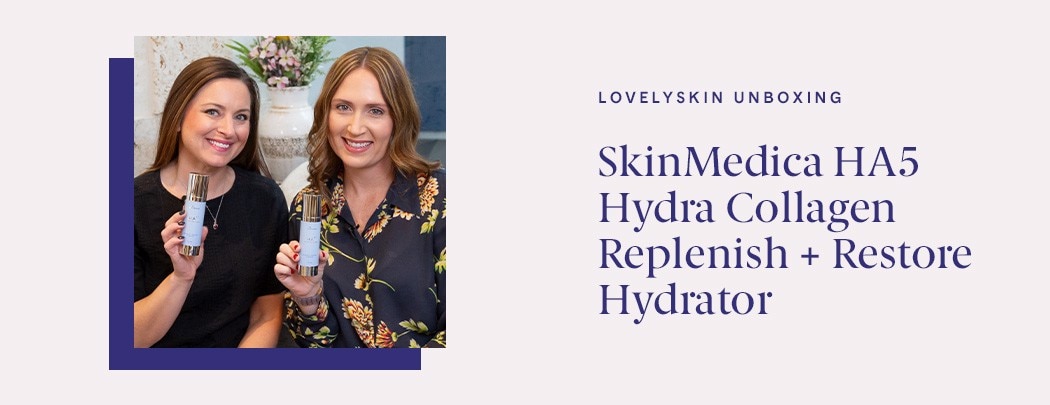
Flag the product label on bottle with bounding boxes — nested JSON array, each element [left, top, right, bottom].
[[183, 200, 206, 247], [300, 221, 321, 267]]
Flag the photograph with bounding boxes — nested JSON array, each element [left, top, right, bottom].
[[128, 36, 446, 352]]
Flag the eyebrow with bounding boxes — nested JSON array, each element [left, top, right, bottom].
[[199, 102, 251, 113], [331, 98, 388, 108]]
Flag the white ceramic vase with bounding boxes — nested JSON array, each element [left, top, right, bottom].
[[259, 86, 313, 183]]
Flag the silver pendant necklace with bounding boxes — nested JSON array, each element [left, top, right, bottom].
[[206, 194, 225, 230]]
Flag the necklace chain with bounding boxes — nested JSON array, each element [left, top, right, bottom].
[[206, 194, 225, 230]]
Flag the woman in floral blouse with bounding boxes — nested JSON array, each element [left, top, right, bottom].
[[274, 47, 446, 348]]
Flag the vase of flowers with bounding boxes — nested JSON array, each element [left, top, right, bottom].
[[228, 36, 335, 183]]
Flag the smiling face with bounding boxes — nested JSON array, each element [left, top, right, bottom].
[[326, 68, 395, 177], [178, 78, 252, 171]]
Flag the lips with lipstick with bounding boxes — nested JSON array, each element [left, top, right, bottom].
[[343, 138, 373, 153], [208, 139, 232, 152]]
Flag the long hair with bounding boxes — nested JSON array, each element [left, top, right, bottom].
[[306, 47, 439, 209], [147, 56, 270, 178]]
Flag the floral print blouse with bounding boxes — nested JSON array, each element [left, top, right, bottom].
[[284, 169, 446, 348]]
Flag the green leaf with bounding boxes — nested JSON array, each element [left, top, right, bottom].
[[398, 319, 429, 333], [434, 247, 446, 273]]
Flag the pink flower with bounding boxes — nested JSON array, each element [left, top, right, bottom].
[[278, 48, 295, 69], [267, 76, 290, 89]]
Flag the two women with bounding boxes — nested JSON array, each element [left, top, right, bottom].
[[134, 46, 445, 349]]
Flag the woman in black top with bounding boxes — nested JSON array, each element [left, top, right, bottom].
[[133, 56, 287, 347]]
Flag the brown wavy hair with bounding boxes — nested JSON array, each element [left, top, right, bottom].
[[306, 47, 440, 209], [146, 56, 270, 178]]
